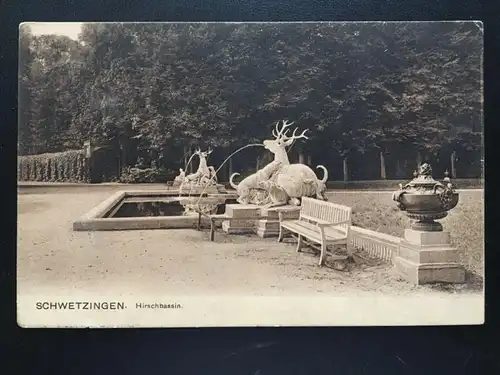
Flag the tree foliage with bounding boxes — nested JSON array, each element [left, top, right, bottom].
[[18, 22, 483, 179]]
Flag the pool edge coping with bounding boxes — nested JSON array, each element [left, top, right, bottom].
[[72, 189, 235, 231]]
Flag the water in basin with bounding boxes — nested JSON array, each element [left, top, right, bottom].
[[107, 196, 238, 218]]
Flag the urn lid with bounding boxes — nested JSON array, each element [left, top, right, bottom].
[[404, 163, 445, 190]]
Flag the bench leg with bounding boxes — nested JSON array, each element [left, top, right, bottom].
[[278, 225, 285, 243], [296, 234, 303, 252], [197, 213, 201, 231], [319, 242, 328, 266], [346, 243, 353, 257], [210, 220, 215, 241]]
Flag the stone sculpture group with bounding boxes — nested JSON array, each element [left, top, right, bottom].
[[174, 148, 218, 191], [172, 148, 222, 215], [230, 120, 328, 206], [172, 120, 328, 208]]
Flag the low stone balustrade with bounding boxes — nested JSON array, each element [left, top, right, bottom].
[[350, 226, 401, 263]]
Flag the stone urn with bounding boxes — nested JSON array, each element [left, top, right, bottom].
[[392, 163, 459, 232]]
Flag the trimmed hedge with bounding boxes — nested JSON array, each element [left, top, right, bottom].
[[18, 150, 90, 183]]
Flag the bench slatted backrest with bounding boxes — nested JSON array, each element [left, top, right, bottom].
[[300, 197, 352, 238]]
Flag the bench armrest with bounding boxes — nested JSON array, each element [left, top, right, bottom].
[[316, 219, 351, 228], [274, 207, 292, 212]]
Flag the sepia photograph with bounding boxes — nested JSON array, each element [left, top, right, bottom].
[[17, 21, 484, 327]]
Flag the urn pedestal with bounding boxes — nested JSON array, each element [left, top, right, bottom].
[[392, 164, 465, 285], [394, 229, 465, 284]]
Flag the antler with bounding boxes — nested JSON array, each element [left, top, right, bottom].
[[272, 120, 295, 140], [289, 127, 309, 141], [284, 127, 308, 147], [273, 120, 309, 146], [206, 148, 213, 155]]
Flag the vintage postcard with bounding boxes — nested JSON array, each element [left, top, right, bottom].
[[17, 21, 484, 327]]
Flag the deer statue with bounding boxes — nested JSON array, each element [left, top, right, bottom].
[[230, 120, 329, 206], [195, 148, 212, 177], [264, 120, 308, 164], [184, 148, 213, 184]]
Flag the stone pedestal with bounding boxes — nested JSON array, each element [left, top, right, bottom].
[[256, 206, 300, 238], [221, 204, 261, 234], [394, 229, 465, 285], [220, 204, 301, 237]]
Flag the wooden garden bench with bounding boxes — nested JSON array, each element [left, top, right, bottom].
[[277, 197, 352, 266]]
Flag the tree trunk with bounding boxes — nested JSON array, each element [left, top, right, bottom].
[[116, 153, 121, 182], [256, 155, 260, 172], [228, 157, 233, 179], [298, 152, 305, 164], [116, 141, 123, 180], [122, 141, 127, 168], [416, 151, 422, 169], [451, 151, 457, 178], [396, 159, 401, 178], [183, 146, 188, 169], [343, 157, 349, 182], [307, 155, 312, 165], [380, 151, 387, 180], [121, 145, 126, 178]]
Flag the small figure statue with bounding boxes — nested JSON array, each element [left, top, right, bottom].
[[173, 168, 186, 187], [258, 180, 290, 207]]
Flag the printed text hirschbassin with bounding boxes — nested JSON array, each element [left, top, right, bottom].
[[136, 303, 183, 309]]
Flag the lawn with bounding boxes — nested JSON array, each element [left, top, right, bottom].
[[326, 190, 484, 278]]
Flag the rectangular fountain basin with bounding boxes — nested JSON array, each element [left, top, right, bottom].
[[73, 190, 238, 231]]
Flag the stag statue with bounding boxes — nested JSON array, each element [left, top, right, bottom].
[[184, 148, 212, 182], [229, 120, 328, 206], [179, 148, 219, 191]]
